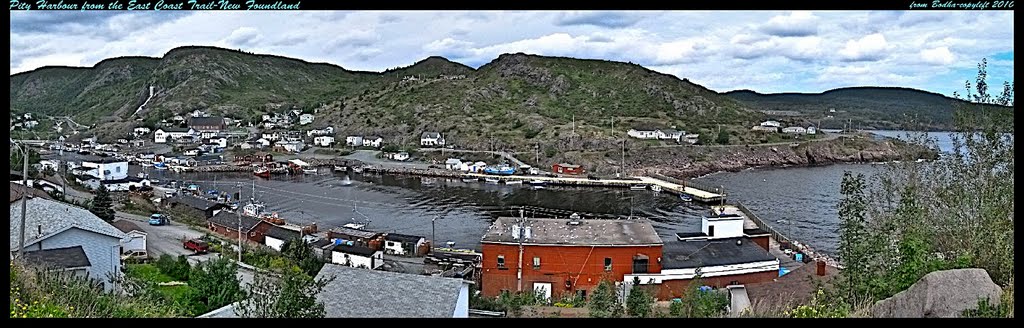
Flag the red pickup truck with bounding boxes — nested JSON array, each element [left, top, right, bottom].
[[183, 239, 210, 254]]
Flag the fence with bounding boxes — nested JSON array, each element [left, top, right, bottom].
[[734, 201, 843, 269]]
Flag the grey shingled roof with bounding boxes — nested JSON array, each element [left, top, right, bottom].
[[481, 217, 663, 246], [421, 132, 441, 139], [385, 233, 424, 243], [314, 264, 467, 318], [661, 237, 777, 269], [110, 219, 145, 234], [10, 197, 126, 250], [23, 246, 91, 269], [207, 211, 262, 232], [264, 225, 300, 241], [10, 182, 52, 203], [329, 227, 380, 240], [332, 244, 378, 257]]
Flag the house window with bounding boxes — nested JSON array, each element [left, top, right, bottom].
[[533, 257, 541, 269], [604, 258, 613, 271], [632, 255, 650, 274], [497, 255, 506, 269]]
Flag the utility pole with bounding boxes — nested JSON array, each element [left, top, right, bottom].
[[431, 216, 437, 247], [16, 142, 29, 261], [516, 208, 525, 293], [237, 183, 243, 263], [620, 139, 625, 178]]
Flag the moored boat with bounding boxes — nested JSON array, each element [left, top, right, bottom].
[[503, 180, 523, 185], [484, 177, 500, 184], [630, 184, 648, 191], [334, 165, 347, 172], [527, 180, 548, 186], [680, 193, 693, 202], [303, 168, 318, 174], [462, 178, 478, 183], [483, 164, 516, 175], [254, 167, 270, 178], [651, 185, 662, 192]]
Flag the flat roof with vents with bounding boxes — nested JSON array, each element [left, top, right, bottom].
[[481, 217, 663, 247]]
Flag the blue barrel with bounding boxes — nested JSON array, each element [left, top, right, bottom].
[[795, 253, 803, 262]]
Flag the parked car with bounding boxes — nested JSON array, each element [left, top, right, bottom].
[[183, 239, 210, 254], [121, 250, 149, 262], [148, 214, 169, 226]]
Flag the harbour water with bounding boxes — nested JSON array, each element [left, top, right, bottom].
[[137, 131, 956, 256]]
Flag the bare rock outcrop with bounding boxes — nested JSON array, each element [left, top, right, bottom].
[[871, 269, 1003, 318]]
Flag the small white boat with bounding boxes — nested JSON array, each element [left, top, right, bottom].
[[531, 185, 546, 190], [630, 185, 648, 191], [303, 168, 318, 174], [334, 165, 347, 172], [503, 180, 523, 185], [680, 194, 693, 202], [343, 223, 366, 230], [352, 166, 364, 173], [485, 178, 500, 184], [462, 178, 478, 183], [528, 180, 548, 186], [651, 185, 662, 192]]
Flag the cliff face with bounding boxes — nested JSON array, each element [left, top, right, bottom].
[[625, 137, 934, 179]]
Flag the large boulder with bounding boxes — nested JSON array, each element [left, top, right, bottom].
[[871, 269, 1003, 318]]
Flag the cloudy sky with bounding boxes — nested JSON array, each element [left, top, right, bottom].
[[9, 11, 1014, 95]]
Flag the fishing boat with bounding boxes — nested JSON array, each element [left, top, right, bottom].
[[679, 193, 693, 202], [651, 185, 662, 193], [527, 180, 548, 186], [153, 162, 168, 170], [484, 177, 500, 184], [630, 185, 648, 191], [503, 180, 523, 185], [483, 164, 516, 175], [462, 177, 478, 183], [303, 168, 318, 174], [343, 223, 366, 230], [254, 167, 270, 178]]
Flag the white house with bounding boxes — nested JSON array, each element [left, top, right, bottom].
[[383, 233, 426, 256], [658, 129, 684, 141], [153, 128, 194, 143], [39, 159, 60, 172], [314, 136, 335, 147], [420, 132, 445, 147], [11, 195, 127, 291], [627, 127, 661, 139], [206, 137, 228, 148], [807, 126, 817, 135], [256, 138, 272, 148], [759, 120, 782, 128], [683, 134, 700, 144], [261, 132, 280, 141], [331, 244, 384, 269], [183, 149, 200, 157], [110, 219, 147, 254], [444, 158, 463, 170], [751, 125, 778, 132], [275, 140, 304, 153], [346, 136, 363, 147], [385, 152, 410, 161], [264, 226, 301, 252], [80, 157, 129, 181], [782, 127, 807, 134], [362, 136, 383, 148], [307, 127, 334, 137], [299, 114, 315, 125], [23, 120, 39, 129], [133, 127, 151, 137]]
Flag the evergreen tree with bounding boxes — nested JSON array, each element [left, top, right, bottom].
[[89, 185, 115, 221], [588, 279, 622, 318], [625, 277, 654, 317], [235, 267, 333, 318], [188, 257, 242, 315]]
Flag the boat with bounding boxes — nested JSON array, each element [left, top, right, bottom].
[[153, 162, 168, 170], [334, 165, 347, 172], [527, 180, 548, 186], [651, 185, 662, 192], [483, 164, 516, 175], [630, 185, 648, 191], [531, 185, 546, 190], [462, 178, 478, 183], [352, 166, 364, 174], [343, 223, 366, 230], [303, 168, 318, 174], [484, 177, 500, 184], [254, 167, 270, 178], [503, 180, 523, 185], [679, 193, 693, 202]]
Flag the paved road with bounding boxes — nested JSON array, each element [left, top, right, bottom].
[[114, 211, 256, 288]]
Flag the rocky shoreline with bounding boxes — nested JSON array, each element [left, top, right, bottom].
[[629, 136, 937, 180]]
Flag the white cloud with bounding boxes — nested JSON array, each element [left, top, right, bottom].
[[760, 11, 820, 37], [838, 33, 889, 62], [920, 47, 955, 65], [8, 11, 1014, 96]]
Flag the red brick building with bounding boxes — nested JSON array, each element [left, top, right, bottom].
[[551, 163, 584, 175], [206, 211, 267, 243], [480, 216, 663, 300]]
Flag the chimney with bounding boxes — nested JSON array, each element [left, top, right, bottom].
[[816, 260, 826, 276]]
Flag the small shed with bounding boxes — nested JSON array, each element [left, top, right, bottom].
[[383, 233, 427, 256], [552, 163, 584, 175]]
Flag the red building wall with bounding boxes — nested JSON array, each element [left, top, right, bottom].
[[551, 164, 584, 175], [208, 223, 269, 243], [652, 270, 778, 300], [481, 243, 662, 300], [749, 235, 769, 251]]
